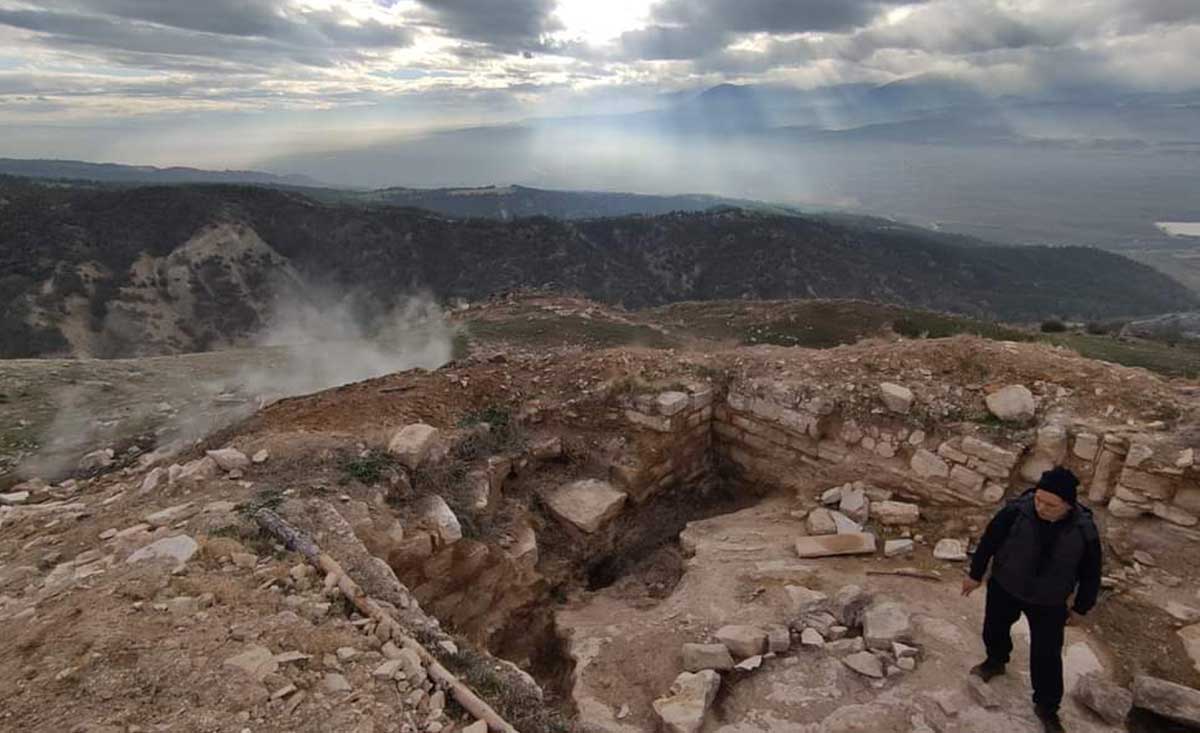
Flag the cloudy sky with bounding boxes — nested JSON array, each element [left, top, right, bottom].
[[1, 0, 1198, 166]]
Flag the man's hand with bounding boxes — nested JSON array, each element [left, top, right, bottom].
[[961, 577, 982, 597], [1067, 609, 1085, 627]]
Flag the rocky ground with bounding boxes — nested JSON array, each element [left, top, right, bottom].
[[3, 295, 1200, 733]]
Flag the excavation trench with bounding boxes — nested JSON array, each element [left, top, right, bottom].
[[389, 468, 766, 718]]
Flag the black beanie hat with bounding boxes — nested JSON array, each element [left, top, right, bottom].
[[1037, 466, 1079, 505]]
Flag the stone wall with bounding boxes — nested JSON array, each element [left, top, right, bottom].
[[613, 379, 1200, 531], [610, 386, 714, 502]]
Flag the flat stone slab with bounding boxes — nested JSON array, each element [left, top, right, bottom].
[[544, 479, 627, 534], [843, 651, 884, 678], [795, 533, 877, 558]]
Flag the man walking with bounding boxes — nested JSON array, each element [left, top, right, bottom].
[[961, 467, 1103, 733]]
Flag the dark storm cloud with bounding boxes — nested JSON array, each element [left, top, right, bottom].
[[412, 0, 563, 53], [617, 0, 919, 61], [653, 0, 916, 35], [0, 0, 413, 70]]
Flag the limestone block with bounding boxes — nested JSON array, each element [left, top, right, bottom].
[[388, 424, 440, 470], [794, 533, 877, 558], [543, 479, 627, 534], [910, 449, 950, 479], [879, 383, 914, 414]]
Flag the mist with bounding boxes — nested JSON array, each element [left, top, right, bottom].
[[20, 289, 455, 483]]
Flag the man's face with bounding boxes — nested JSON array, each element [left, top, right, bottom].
[[1034, 489, 1072, 522]]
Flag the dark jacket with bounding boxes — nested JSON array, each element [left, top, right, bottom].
[[969, 489, 1102, 613]]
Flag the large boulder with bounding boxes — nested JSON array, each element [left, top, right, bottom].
[[715, 625, 767, 659], [1132, 675, 1200, 727], [985, 385, 1035, 422], [653, 670, 720, 733], [388, 424, 441, 470], [543, 479, 627, 534], [1074, 673, 1132, 726]]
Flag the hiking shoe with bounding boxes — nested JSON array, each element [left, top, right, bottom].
[[1035, 705, 1065, 733], [969, 661, 1005, 682]]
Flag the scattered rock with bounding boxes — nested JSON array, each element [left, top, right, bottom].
[[79, 448, 115, 471], [1179, 624, 1200, 674], [985, 384, 1035, 422], [1132, 675, 1200, 727], [1074, 673, 1133, 726], [884, 539, 914, 558], [879, 383, 914, 414], [874, 501, 920, 526], [800, 628, 825, 647], [206, 448, 250, 471], [230, 552, 258, 569], [785, 586, 829, 616], [223, 645, 279, 681], [831, 585, 872, 627], [530, 436, 563, 460], [896, 657, 916, 672], [126, 535, 198, 572], [420, 495, 462, 545], [388, 424, 441, 470], [322, 672, 352, 694], [843, 651, 884, 678], [827, 638, 866, 656], [839, 486, 869, 524], [144, 502, 196, 528], [766, 625, 790, 654], [0, 491, 30, 505], [1166, 602, 1200, 624], [735, 655, 763, 672], [967, 675, 1000, 709], [543, 479, 627, 534], [933, 538, 967, 561], [794, 533, 876, 558], [462, 722, 487, 733], [821, 487, 842, 505], [681, 643, 734, 672], [653, 670, 720, 733], [863, 601, 912, 650], [830, 511, 862, 534], [252, 449, 270, 464], [806, 507, 837, 536], [715, 625, 767, 659]]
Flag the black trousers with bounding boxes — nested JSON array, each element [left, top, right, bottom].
[[982, 578, 1068, 710]]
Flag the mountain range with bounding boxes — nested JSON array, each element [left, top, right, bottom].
[[1, 176, 1194, 359]]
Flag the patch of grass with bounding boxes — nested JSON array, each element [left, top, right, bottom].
[[465, 314, 675, 349], [341, 450, 395, 485], [1044, 333, 1200, 378], [417, 629, 570, 733], [238, 487, 283, 518]]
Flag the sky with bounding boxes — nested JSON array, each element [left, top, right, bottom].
[[0, 0, 1198, 167]]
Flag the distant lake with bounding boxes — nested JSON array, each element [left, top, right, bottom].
[[1158, 222, 1200, 237]]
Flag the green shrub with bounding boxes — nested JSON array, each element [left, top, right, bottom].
[[1040, 319, 1067, 333]]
